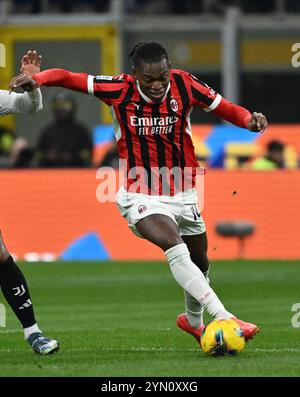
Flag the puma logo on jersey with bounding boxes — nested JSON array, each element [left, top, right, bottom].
[[132, 103, 140, 110]]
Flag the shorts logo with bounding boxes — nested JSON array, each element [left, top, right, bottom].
[[138, 205, 147, 214], [170, 99, 178, 112]]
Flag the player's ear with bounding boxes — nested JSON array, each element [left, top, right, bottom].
[[131, 66, 136, 77]]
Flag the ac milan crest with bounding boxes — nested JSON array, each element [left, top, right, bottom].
[[138, 205, 147, 214], [170, 99, 178, 112]]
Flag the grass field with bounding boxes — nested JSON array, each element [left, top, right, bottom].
[[0, 260, 300, 377]]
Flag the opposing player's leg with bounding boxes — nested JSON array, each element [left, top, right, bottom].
[[179, 233, 259, 342], [0, 230, 59, 355]]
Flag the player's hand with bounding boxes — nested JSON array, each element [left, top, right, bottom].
[[20, 50, 42, 77], [9, 74, 38, 92], [247, 112, 268, 133]]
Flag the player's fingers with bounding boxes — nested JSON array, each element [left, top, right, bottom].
[[27, 50, 33, 64], [252, 112, 259, 123], [257, 113, 264, 124], [21, 55, 28, 65], [260, 115, 268, 132], [20, 56, 28, 72], [9, 77, 18, 92], [9, 74, 26, 90], [258, 114, 268, 132], [32, 50, 37, 65], [36, 54, 42, 67], [253, 112, 263, 131], [262, 115, 268, 127], [250, 112, 258, 130], [258, 113, 266, 129]]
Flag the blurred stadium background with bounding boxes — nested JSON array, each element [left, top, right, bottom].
[[1, 0, 300, 262]]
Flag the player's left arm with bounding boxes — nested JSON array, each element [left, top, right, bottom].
[[189, 74, 268, 133]]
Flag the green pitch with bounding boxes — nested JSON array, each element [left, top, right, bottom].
[[0, 260, 299, 377]]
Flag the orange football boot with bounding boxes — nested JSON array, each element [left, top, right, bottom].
[[176, 313, 205, 343], [232, 317, 260, 341]]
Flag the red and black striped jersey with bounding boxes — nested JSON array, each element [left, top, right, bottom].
[[87, 69, 221, 194], [32, 68, 251, 195]]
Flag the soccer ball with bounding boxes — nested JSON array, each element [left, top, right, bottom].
[[200, 319, 245, 356]]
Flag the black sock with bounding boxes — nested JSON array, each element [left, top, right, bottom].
[[0, 255, 37, 328]]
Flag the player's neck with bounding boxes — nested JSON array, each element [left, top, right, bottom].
[[136, 80, 171, 104]]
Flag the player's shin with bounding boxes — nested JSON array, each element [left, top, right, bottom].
[[184, 268, 209, 328], [184, 291, 204, 328], [165, 244, 233, 320]]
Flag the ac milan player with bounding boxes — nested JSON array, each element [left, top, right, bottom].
[[11, 42, 268, 346], [1, 50, 59, 355]]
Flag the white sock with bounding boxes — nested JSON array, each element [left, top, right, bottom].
[[165, 243, 233, 320], [184, 291, 204, 328], [184, 269, 210, 329], [24, 323, 42, 340]]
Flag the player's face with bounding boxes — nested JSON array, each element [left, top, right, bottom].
[[133, 58, 171, 102]]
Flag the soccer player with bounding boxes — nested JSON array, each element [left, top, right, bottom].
[[0, 50, 59, 355], [11, 42, 268, 345]]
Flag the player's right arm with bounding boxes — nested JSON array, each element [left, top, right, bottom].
[[10, 69, 87, 92], [9, 69, 125, 105]]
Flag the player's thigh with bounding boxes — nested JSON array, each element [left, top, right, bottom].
[[136, 214, 183, 251], [182, 232, 209, 273]]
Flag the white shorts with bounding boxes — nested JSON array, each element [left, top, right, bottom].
[[116, 186, 206, 238]]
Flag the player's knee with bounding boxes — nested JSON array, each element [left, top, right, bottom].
[[161, 235, 183, 252]]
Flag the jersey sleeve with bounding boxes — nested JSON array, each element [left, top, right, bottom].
[[0, 90, 16, 115], [32, 69, 89, 92], [86, 74, 125, 106], [188, 74, 222, 112], [187, 73, 251, 129], [32, 69, 125, 106], [0, 88, 43, 115]]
